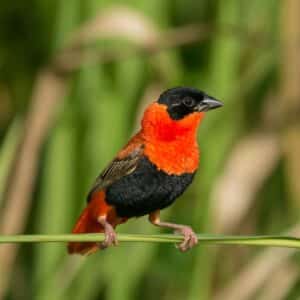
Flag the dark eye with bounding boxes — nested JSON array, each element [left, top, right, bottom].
[[183, 97, 195, 107]]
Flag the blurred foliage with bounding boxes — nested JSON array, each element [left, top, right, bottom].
[[0, 0, 300, 300]]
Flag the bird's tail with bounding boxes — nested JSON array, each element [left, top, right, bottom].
[[67, 191, 123, 255], [67, 205, 102, 255]]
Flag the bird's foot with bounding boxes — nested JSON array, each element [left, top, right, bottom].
[[175, 226, 198, 252], [99, 223, 118, 250], [99, 229, 118, 249]]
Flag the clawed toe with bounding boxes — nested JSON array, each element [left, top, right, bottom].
[[175, 226, 198, 252], [99, 230, 118, 250]]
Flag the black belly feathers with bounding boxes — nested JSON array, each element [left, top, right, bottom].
[[105, 156, 195, 217]]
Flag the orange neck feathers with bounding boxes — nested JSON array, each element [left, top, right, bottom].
[[141, 102, 204, 175]]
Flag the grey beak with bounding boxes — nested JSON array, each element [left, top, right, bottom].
[[195, 97, 223, 112]]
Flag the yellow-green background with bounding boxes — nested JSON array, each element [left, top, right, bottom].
[[0, 1, 300, 300]]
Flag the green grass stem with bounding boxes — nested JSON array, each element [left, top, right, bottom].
[[0, 234, 299, 248]]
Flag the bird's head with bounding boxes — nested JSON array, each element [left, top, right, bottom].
[[157, 87, 223, 120], [141, 87, 223, 142]]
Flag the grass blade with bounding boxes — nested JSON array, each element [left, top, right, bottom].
[[0, 234, 299, 248]]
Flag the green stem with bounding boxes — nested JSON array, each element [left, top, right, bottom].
[[0, 234, 299, 248]]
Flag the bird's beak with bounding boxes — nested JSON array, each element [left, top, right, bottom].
[[195, 96, 223, 112]]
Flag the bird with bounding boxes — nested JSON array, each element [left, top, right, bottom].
[[68, 87, 223, 255]]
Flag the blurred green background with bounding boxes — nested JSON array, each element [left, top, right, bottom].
[[0, 0, 300, 299]]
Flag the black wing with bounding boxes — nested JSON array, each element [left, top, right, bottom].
[[87, 144, 144, 202]]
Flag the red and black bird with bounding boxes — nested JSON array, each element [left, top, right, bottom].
[[68, 87, 223, 255]]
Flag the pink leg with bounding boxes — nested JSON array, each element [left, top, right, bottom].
[[149, 210, 198, 252], [97, 216, 118, 249]]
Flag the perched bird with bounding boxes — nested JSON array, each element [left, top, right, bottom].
[[68, 87, 223, 255]]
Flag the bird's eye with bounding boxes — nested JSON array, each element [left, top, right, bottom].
[[183, 97, 195, 107]]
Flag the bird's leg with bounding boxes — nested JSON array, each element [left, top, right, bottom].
[[97, 216, 118, 249], [149, 210, 198, 252]]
